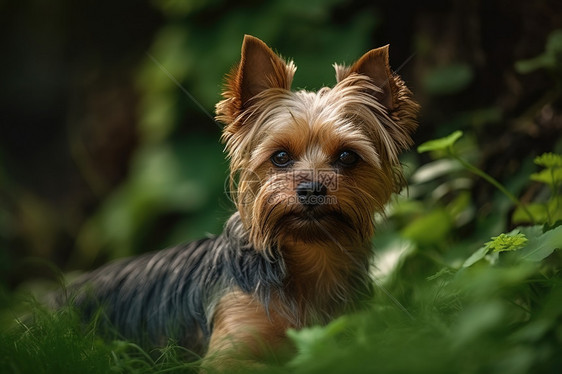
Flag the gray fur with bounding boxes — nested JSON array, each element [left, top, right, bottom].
[[58, 212, 371, 356], [60, 213, 285, 355]]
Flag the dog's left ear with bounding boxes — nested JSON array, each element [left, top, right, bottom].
[[237, 35, 295, 107], [217, 35, 296, 126], [335, 45, 398, 111]]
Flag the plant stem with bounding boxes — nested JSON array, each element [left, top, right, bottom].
[[449, 150, 536, 224]]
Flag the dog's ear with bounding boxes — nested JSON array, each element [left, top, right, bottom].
[[217, 35, 295, 123], [237, 35, 294, 106], [335, 45, 398, 111], [335, 46, 419, 184]]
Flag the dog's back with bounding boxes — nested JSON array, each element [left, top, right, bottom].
[[59, 238, 225, 354], [55, 213, 287, 357]]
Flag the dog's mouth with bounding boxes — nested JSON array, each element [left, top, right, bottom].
[[271, 209, 359, 244], [280, 208, 353, 229]]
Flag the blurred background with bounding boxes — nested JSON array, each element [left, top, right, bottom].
[[1, 0, 561, 289]]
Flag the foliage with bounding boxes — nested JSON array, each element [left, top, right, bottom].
[[417, 130, 463, 153], [513, 153, 562, 226], [68, 0, 381, 265], [0, 300, 114, 374], [75, 137, 229, 262], [419, 131, 539, 224], [515, 29, 562, 74], [3, 140, 562, 372], [281, 146, 562, 374], [0, 296, 199, 373], [485, 231, 528, 253], [1, 1, 562, 374]]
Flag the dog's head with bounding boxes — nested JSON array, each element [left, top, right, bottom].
[[217, 35, 418, 252]]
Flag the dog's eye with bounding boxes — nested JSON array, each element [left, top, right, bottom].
[[338, 150, 359, 166], [271, 151, 292, 167]]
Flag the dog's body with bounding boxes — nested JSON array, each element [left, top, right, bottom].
[[61, 35, 418, 367], [68, 212, 370, 359]]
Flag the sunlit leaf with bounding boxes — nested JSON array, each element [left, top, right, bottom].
[[417, 131, 463, 153], [530, 168, 562, 187], [534, 153, 562, 169], [463, 229, 528, 267], [512, 203, 548, 225], [485, 232, 528, 253]]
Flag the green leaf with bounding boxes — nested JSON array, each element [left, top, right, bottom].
[[515, 29, 562, 73], [534, 153, 562, 169], [517, 225, 562, 262], [547, 197, 562, 222], [515, 54, 556, 74], [485, 232, 528, 253], [512, 203, 548, 225], [463, 229, 528, 267], [401, 209, 452, 246], [453, 301, 505, 346], [446, 191, 473, 222], [423, 63, 474, 95], [530, 168, 562, 187], [417, 131, 463, 153], [462, 245, 489, 268], [287, 316, 351, 367]]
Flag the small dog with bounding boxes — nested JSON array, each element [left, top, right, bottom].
[[61, 35, 418, 368]]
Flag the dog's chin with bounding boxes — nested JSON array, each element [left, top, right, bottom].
[[274, 209, 360, 243]]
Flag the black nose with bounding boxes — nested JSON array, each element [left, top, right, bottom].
[[296, 181, 327, 206]]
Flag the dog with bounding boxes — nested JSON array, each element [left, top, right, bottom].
[[59, 35, 418, 369]]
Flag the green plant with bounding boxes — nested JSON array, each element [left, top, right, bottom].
[[283, 133, 562, 374], [418, 130, 536, 224], [0, 298, 200, 374], [515, 29, 562, 74], [513, 153, 562, 227], [2, 133, 562, 374]]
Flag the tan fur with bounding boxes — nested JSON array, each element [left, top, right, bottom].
[[216, 35, 296, 130], [276, 240, 372, 325], [210, 35, 419, 367], [205, 291, 291, 369]]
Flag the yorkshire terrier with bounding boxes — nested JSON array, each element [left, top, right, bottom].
[[59, 35, 418, 368]]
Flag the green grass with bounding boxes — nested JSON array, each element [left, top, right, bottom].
[[0, 302, 203, 374], [2, 235, 561, 373]]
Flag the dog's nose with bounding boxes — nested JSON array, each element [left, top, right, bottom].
[[296, 182, 327, 206]]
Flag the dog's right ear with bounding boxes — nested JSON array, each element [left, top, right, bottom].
[[216, 35, 296, 125]]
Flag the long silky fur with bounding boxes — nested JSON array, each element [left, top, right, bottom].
[[58, 213, 284, 354], [57, 211, 369, 354]]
